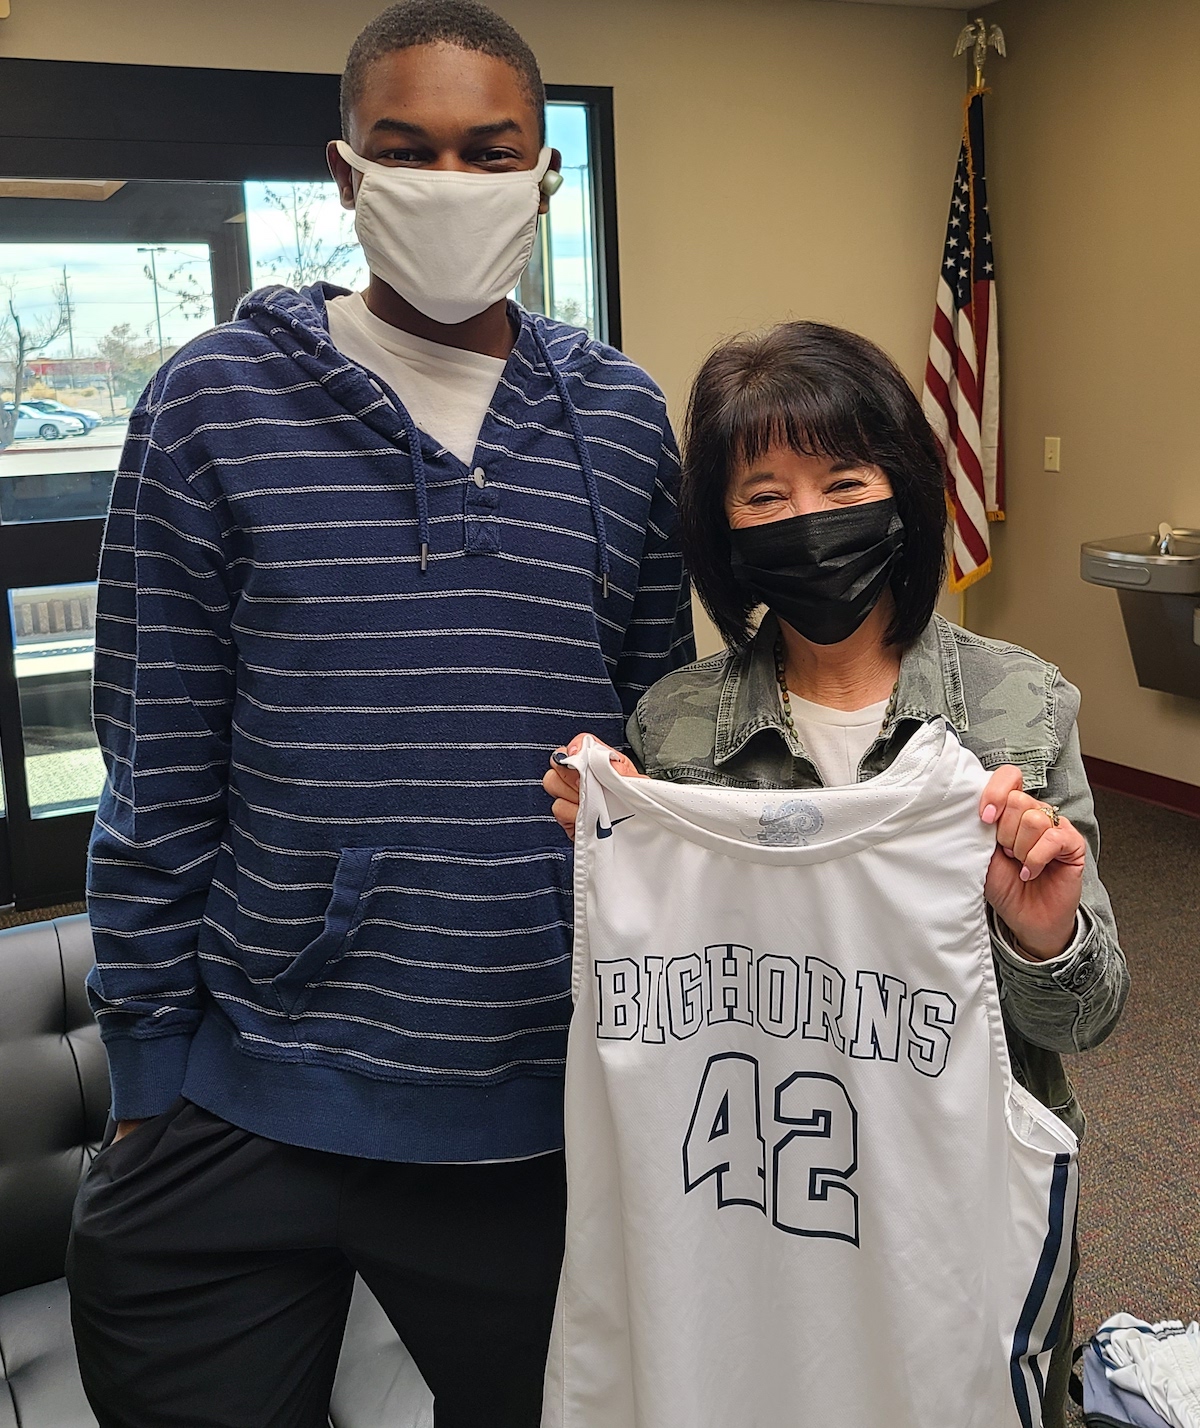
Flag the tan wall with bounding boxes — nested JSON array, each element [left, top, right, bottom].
[[972, 0, 1200, 782], [0, 0, 967, 656]]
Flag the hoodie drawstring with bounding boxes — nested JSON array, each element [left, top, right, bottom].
[[396, 401, 431, 572], [530, 322, 612, 600], [397, 316, 611, 593]]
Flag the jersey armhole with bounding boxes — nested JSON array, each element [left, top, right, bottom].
[[1006, 1078, 1079, 1156]]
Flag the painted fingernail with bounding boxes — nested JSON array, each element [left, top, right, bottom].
[[981, 804, 997, 824], [552, 750, 569, 765], [1019, 865, 1032, 881]]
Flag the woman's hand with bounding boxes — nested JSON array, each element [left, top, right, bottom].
[[979, 766, 1086, 960], [543, 734, 645, 842]]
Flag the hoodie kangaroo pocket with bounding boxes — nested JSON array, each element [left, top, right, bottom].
[[272, 847, 377, 1015], [280, 844, 575, 1083]]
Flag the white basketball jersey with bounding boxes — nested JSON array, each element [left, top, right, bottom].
[[544, 722, 1078, 1428]]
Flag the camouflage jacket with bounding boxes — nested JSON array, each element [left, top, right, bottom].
[[626, 612, 1129, 1138]]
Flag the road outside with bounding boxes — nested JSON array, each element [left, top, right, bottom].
[[0, 421, 128, 474]]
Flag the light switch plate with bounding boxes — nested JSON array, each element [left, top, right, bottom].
[[1043, 437, 1061, 472]]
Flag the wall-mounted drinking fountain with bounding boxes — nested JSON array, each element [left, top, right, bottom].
[[1080, 526, 1200, 698]]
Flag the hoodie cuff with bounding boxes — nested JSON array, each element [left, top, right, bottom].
[[103, 1033, 194, 1122]]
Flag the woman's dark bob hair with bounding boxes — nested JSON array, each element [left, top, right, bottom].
[[679, 320, 949, 650]]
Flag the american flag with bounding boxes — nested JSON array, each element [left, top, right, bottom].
[[922, 88, 1004, 592]]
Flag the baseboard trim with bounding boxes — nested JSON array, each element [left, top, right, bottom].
[[1083, 755, 1200, 819]]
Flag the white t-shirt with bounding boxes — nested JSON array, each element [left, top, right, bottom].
[[326, 291, 506, 465], [783, 689, 890, 787]]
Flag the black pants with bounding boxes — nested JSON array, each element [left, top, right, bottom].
[[67, 1100, 566, 1428]]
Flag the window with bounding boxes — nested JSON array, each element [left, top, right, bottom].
[[8, 582, 102, 820], [0, 58, 619, 909], [524, 102, 607, 336], [1, 231, 219, 525]]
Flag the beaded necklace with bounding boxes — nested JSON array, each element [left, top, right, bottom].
[[772, 635, 900, 743]]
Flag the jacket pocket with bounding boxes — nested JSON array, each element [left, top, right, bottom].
[[272, 847, 377, 1014]]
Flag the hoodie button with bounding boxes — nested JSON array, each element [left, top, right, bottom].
[[472, 467, 486, 488]]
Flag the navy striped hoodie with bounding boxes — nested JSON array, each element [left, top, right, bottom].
[[87, 283, 694, 1161]]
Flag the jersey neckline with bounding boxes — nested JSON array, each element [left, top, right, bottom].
[[574, 719, 963, 866]]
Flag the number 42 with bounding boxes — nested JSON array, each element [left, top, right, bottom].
[[682, 1053, 860, 1245]]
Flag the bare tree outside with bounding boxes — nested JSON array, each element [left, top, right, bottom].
[[257, 183, 359, 288], [552, 296, 585, 329], [147, 254, 214, 323], [0, 278, 72, 449], [95, 323, 170, 407], [136, 249, 216, 364]]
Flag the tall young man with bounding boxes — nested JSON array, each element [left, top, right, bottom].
[[67, 5, 693, 1424]]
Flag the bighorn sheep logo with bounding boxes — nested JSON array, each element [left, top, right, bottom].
[[756, 800, 824, 847]]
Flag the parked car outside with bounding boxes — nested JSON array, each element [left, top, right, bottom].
[[2, 403, 87, 440], [22, 399, 101, 432]]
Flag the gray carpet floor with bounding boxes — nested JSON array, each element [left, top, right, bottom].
[[0, 898, 85, 929], [1064, 788, 1200, 1421]]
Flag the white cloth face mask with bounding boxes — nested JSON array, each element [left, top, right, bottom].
[[335, 140, 553, 326]]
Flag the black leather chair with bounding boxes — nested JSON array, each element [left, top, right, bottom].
[[0, 914, 434, 1427]]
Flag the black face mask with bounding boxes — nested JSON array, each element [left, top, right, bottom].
[[728, 498, 905, 646]]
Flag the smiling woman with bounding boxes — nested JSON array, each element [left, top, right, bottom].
[[543, 319, 1130, 1428], [681, 321, 948, 653]]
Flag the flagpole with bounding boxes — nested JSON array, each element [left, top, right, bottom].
[[924, 17, 1007, 628], [963, 16, 1003, 638]]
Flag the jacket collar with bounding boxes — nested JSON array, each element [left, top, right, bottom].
[[713, 612, 968, 767]]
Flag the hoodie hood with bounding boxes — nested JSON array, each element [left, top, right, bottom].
[[235, 282, 612, 594]]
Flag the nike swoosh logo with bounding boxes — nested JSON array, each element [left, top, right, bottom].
[[596, 814, 635, 839]]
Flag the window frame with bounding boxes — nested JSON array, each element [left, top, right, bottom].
[[547, 85, 622, 351]]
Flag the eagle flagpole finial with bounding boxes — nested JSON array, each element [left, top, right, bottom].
[[954, 16, 1006, 90]]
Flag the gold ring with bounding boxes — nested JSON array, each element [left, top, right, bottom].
[[1040, 804, 1061, 826]]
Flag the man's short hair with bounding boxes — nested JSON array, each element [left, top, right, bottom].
[[341, 0, 546, 143]]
